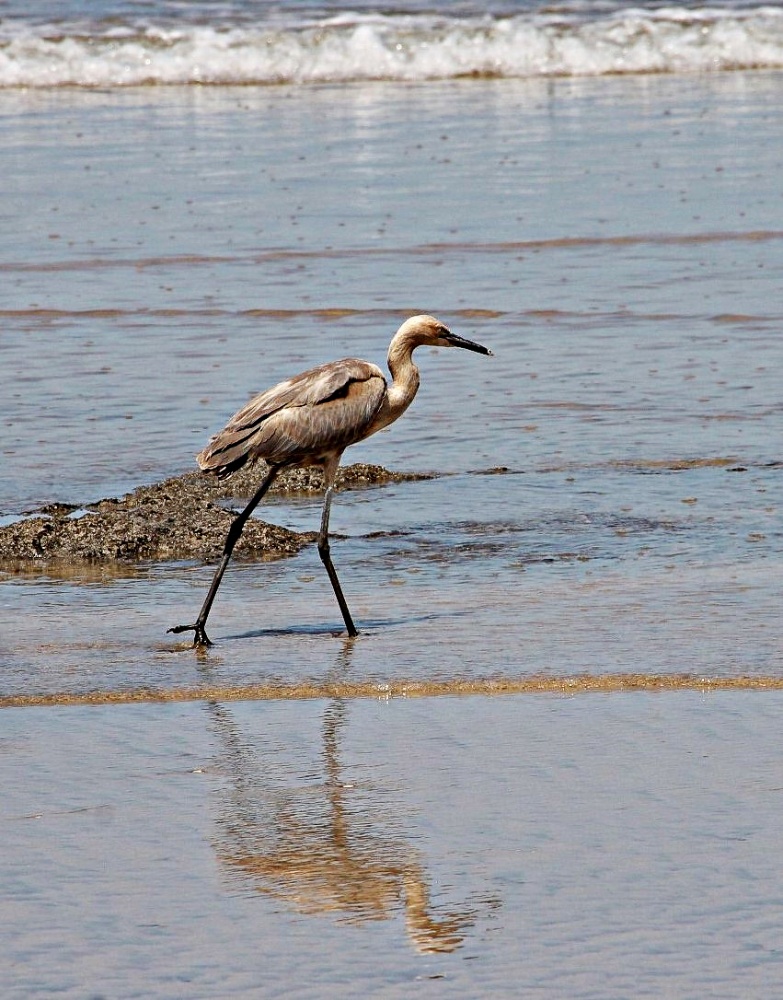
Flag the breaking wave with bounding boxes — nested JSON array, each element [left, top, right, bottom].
[[2, 7, 783, 87]]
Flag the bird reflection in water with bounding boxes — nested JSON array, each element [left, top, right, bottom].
[[205, 657, 489, 952]]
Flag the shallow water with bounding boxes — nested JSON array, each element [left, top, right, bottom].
[[2, 66, 782, 998], [5, 692, 783, 998], [3, 73, 783, 510], [2, 76, 781, 679], [1, 460, 781, 696]]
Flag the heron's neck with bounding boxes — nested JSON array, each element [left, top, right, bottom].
[[385, 335, 421, 422], [364, 334, 421, 438]]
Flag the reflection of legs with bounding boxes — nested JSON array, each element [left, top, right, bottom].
[[169, 465, 280, 647], [318, 478, 358, 638]]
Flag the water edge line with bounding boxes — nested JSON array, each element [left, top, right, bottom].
[[3, 673, 783, 709]]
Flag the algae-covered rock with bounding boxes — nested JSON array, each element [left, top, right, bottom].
[[0, 463, 431, 564]]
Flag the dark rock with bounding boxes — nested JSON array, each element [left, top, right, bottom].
[[0, 463, 432, 564]]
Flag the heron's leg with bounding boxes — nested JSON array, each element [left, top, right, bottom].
[[317, 485, 358, 638], [169, 465, 280, 646]]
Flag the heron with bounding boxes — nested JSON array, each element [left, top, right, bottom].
[[169, 314, 492, 646]]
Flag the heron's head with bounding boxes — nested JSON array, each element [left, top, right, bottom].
[[398, 314, 493, 356]]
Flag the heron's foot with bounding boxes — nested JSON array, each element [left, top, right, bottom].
[[168, 622, 213, 647]]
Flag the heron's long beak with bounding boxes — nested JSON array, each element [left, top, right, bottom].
[[445, 331, 493, 357]]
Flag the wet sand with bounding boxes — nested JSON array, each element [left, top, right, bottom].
[[5, 692, 783, 998], [2, 70, 782, 997], [4, 672, 783, 710]]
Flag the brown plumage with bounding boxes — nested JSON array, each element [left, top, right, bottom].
[[169, 314, 492, 647], [197, 358, 388, 479]]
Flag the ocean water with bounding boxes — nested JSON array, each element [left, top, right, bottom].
[[1, 1, 783, 996], [2, 1, 783, 86]]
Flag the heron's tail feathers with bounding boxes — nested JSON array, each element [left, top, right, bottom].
[[197, 443, 251, 481]]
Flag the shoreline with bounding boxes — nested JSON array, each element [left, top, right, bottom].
[[4, 671, 783, 711]]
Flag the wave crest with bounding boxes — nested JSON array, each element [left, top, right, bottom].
[[2, 9, 783, 87]]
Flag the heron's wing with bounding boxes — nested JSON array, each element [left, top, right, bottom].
[[198, 359, 387, 476]]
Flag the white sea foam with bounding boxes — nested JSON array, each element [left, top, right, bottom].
[[1, 8, 783, 87]]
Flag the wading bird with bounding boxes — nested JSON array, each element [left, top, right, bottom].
[[169, 315, 492, 646]]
